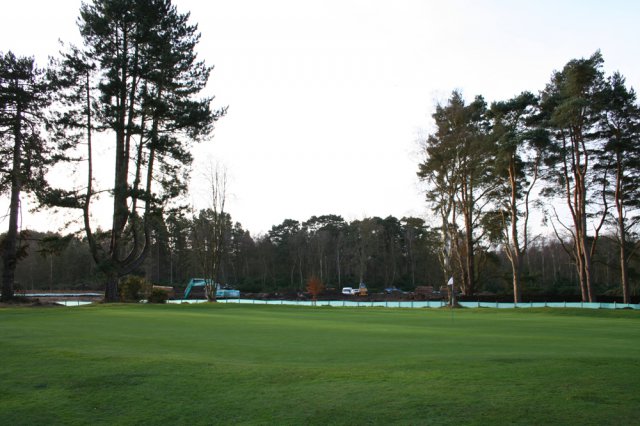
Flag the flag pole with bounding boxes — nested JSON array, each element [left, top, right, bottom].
[[448, 276, 455, 322]]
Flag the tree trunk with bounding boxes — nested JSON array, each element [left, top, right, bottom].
[[1, 172, 21, 302], [512, 269, 521, 304], [465, 220, 475, 296], [576, 251, 587, 302], [105, 28, 132, 302], [1, 106, 23, 302], [582, 243, 595, 303], [104, 272, 119, 302], [508, 157, 522, 304], [577, 204, 595, 302], [509, 252, 522, 304], [615, 156, 630, 304]]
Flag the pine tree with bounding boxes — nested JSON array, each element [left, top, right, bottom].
[[418, 91, 494, 297], [487, 92, 549, 303], [599, 73, 640, 304], [540, 52, 608, 302], [0, 52, 56, 301], [53, 0, 226, 301]]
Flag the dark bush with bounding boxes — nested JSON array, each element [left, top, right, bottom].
[[147, 288, 169, 304], [119, 276, 149, 302]]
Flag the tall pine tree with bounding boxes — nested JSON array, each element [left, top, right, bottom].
[[0, 52, 56, 301], [487, 92, 549, 303], [599, 73, 640, 304], [540, 52, 607, 303], [418, 91, 494, 297], [55, 0, 225, 301]]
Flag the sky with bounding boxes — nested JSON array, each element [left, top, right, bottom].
[[2, 0, 640, 236]]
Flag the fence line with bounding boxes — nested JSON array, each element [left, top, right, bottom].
[[169, 299, 640, 310]]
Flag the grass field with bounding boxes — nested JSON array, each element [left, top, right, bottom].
[[1, 304, 639, 425]]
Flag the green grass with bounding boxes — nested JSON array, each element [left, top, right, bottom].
[[1, 304, 639, 425]]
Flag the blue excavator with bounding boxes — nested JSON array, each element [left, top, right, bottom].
[[183, 278, 240, 300]]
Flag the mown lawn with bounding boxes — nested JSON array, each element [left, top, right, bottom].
[[0, 304, 638, 425]]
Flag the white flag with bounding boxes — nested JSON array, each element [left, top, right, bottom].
[[447, 277, 454, 286]]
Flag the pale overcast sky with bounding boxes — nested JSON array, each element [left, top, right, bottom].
[[2, 0, 640, 235]]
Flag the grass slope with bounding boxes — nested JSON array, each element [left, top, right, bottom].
[[1, 304, 639, 425]]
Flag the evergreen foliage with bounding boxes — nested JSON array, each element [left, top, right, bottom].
[[417, 91, 495, 296], [418, 52, 640, 301], [48, 0, 226, 301], [0, 51, 58, 301]]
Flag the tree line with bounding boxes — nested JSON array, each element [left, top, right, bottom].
[[1, 0, 638, 303], [6, 211, 639, 302], [418, 52, 640, 304]]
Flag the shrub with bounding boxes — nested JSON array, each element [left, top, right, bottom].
[[307, 276, 324, 303], [119, 276, 150, 302], [147, 288, 169, 304]]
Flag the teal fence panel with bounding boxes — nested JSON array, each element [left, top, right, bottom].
[[172, 299, 640, 310]]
